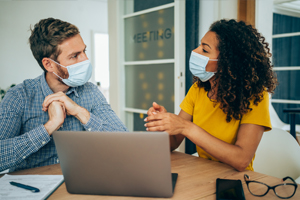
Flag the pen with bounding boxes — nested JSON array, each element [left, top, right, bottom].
[[9, 181, 40, 193]]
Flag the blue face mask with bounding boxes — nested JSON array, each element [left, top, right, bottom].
[[50, 59, 92, 87], [189, 51, 218, 82]]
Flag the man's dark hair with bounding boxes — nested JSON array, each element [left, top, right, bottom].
[[29, 18, 80, 72]]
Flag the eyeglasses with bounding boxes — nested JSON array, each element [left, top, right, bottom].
[[244, 174, 298, 199]]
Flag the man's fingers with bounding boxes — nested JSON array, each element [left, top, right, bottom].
[[60, 102, 67, 118], [43, 95, 57, 109], [43, 92, 67, 111], [43, 97, 60, 111], [43, 92, 63, 104]]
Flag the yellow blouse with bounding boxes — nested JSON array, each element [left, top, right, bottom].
[[180, 83, 272, 171]]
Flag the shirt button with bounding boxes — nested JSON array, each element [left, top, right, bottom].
[[23, 156, 26, 159], [88, 128, 92, 131], [61, 125, 63, 128], [57, 159, 59, 163], [42, 141, 46, 145]]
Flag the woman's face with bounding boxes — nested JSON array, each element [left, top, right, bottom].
[[193, 31, 220, 72]]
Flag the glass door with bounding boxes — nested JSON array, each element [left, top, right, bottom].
[[120, 0, 186, 151]]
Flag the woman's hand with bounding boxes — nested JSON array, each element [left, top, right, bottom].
[[145, 109, 192, 151], [144, 112, 190, 136], [147, 102, 167, 116]]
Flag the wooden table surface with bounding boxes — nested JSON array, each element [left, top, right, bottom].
[[2, 152, 300, 200]]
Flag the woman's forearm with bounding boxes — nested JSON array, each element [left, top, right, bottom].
[[182, 123, 264, 171]]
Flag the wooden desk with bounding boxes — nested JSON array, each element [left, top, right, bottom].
[[2, 152, 300, 200]]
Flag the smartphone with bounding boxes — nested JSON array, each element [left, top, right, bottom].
[[216, 178, 245, 200]]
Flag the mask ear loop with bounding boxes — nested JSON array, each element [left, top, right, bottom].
[[53, 72, 64, 80], [49, 58, 67, 68], [48, 58, 67, 80]]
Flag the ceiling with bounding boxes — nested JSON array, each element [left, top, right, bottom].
[[274, 0, 300, 15]]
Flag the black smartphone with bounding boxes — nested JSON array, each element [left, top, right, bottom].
[[216, 178, 245, 200]]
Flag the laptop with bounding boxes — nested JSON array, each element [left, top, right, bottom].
[[53, 131, 178, 198]]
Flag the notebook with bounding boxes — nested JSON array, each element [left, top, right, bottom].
[[53, 131, 178, 198], [0, 174, 64, 200]]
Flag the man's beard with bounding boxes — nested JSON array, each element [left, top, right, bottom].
[[55, 64, 69, 84]]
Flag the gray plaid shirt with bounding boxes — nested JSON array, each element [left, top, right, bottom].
[[0, 73, 128, 172]]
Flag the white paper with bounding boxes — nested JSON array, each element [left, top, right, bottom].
[[0, 174, 64, 200]]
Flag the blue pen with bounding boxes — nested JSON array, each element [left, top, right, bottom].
[[9, 181, 40, 193]]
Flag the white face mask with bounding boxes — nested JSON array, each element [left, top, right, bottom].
[[50, 59, 92, 87], [189, 51, 218, 82]]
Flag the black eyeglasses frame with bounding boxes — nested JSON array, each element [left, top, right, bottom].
[[244, 174, 298, 199]]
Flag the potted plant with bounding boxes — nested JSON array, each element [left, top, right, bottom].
[[0, 84, 16, 101]]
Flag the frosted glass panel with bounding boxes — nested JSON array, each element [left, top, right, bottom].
[[125, 64, 174, 113], [133, 113, 148, 131], [124, 7, 174, 61], [124, 0, 174, 15]]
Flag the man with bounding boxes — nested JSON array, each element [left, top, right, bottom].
[[0, 18, 128, 172]]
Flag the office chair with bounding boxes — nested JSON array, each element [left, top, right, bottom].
[[253, 128, 300, 184], [269, 100, 300, 136]]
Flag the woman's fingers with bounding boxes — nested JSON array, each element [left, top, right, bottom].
[[153, 102, 167, 113], [147, 107, 156, 116], [153, 102, 160, 109], [144, 113, 165, 122], [144, 119, 163, 127], [146, 125, 166, 132]]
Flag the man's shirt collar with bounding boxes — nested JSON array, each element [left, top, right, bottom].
[[66, 87, 79, 97], [40, 72, 79, 98], [41, 72, 53, 97]]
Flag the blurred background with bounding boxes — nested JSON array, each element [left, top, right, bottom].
[[0, 0, 299, 152]]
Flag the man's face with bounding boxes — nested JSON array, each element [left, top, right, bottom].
[[54, 34, 88, 79]]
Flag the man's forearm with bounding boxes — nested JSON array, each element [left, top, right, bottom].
[[74, 106, 90, 125], [0, 125, 50, 172]]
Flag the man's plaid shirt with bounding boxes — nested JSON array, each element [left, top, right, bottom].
[[0, 73, 128, 172]]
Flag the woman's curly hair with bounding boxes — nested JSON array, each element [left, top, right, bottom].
[[194, 19, 278, 122]]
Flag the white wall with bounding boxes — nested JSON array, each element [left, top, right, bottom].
[[107, 0, 122, 118], [199, 0, 273, 51], [0, 0, 108, 89], [256, 0, 274, 52], [199, 0, 238, 41]]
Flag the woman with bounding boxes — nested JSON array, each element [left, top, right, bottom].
[[144, 19, 278, 172]]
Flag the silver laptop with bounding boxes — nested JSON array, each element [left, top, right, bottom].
[[53, 131, 178, 198]]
